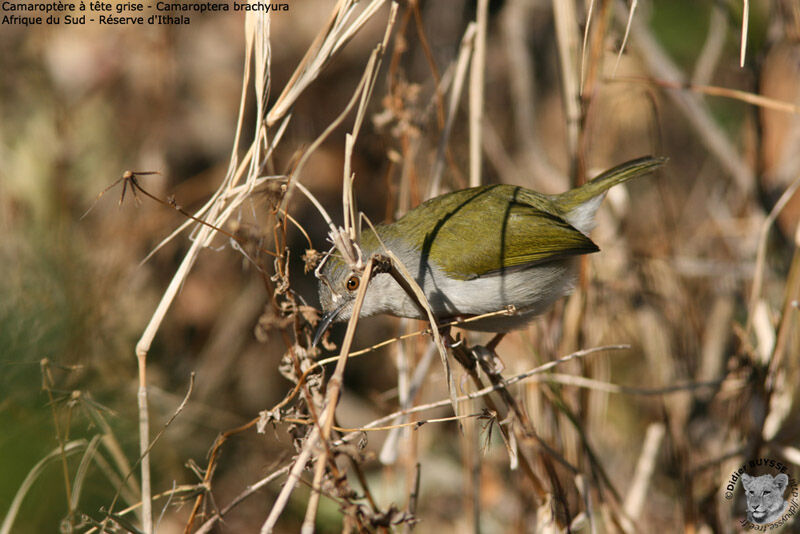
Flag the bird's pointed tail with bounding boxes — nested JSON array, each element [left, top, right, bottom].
[[555, 156, 667, 214]]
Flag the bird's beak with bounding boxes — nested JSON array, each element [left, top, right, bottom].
[[312, 302, 345, 348]]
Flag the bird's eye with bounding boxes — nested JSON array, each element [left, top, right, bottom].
[[346, 275, 360, 291]]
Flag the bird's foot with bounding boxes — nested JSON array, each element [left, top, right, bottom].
[[472, 344, 505, 375]]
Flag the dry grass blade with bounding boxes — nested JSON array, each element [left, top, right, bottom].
[[281, 40, 388, 228], [99, 374, 195, 532], [765, 239, 800, 392], [266, 0, 389, 127], [131, 34, 265, 531], [340, 3, 398, 240], [69, 435, 103, 513], [126, 5, 284, 527], [385, 250, 457, 417], [302, 257, 378, 533], [78, 396, 141, 507], [536, 373, 728, 395]]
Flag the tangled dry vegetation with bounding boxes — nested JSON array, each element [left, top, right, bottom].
[[2, 0, 800, 533]]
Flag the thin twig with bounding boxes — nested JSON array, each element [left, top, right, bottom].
[[614, 76, 800, 115], [194, 466, 292, 534], [535, 373, 729, 395]]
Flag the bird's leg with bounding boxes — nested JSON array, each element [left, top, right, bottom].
[[471, 344, 504, 375], [444, 332, 506, 380], [469, 333, 506, 376]]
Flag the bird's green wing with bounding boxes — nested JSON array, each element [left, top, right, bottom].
[[391, 185, 599, 280], [433, 201, 598, 279]]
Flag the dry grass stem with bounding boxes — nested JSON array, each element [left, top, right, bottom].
[[552, 0, 581, 177], [468, 0, 488, 188]]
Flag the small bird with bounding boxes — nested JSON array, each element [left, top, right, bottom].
[[314, 156, 665, 345]]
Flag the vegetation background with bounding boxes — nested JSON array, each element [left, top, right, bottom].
[[1, 0, 799, 532]]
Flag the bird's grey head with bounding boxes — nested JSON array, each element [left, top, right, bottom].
[[315, 255, 367, 346], [314, 252, 403, 346], [318, 256, 360, 317]]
